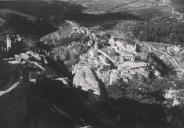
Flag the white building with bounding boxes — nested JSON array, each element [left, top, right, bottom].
[[162, 0, 171, 4], [17, 34, 22, 42], [6, 36, 11, 52]]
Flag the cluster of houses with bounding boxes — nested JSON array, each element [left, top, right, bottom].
[[76, 35, 148, 73], [72, 30, 175, 88], [171, 7, 184, 20], [109, 37, 137, 62], [0, 34, 23, 52]]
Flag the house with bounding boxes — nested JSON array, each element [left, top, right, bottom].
[[99, 47, 118, 63], [120, 52, 136, 62], [136, 52, 148, 61], [118, 62, 147, 69]]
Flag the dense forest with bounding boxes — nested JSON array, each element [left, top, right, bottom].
[[132, 18, 184, 45]]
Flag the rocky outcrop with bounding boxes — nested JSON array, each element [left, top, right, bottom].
[[73, 67, 108, 99], [73, 67, 101, 95]]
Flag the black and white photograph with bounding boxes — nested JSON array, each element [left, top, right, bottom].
[[0, 0, 184, 128]]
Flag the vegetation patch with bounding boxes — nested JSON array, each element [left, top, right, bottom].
[[132, 18, 184, 45]]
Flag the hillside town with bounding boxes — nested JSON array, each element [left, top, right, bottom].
[[1, 0, 184, 128]]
